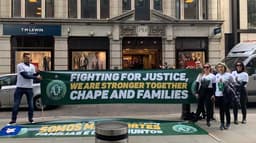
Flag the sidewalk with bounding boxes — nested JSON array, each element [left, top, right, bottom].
[[0, 113, 256, 143]]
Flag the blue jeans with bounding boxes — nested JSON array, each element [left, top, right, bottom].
[[11, 88, 34, 122]]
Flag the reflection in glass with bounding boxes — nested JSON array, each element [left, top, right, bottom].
[[68, 0, 77, 18], [248, 0, 256, 28], [123, 0, 131, 12], [72, 51, 106, 70], [12, 0, 21, 17], [25, 0, 42, 17], [81, 0, 97, 18], [154, 0, 162, 11], [184, 0, 198, 19], [45, 0, 54, 17], [100, 0, 109, 19]]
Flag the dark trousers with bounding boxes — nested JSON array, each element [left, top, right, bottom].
[[196, 88, 214, 122], [233, 87, 247, 121], [216, 96, 231, 125], [11, 87, 34, 122]]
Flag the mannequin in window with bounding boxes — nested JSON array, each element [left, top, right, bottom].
[[43, 56, 50, 71], [92, 52, 104, 70], [79, 53, 89, 70]]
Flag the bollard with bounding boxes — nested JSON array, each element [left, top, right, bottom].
[[95, 121, 128, 143]]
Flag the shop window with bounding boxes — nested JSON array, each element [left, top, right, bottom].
[[15, 51, 52, 71], [184, 0, 198, 19], [100, 0, 109, 19], [154, 0, 162, 11], [45, 0, 54, 18], [123, 0, 131, 12], [248, 0, 256, 29], [68, 0, 77, 18], [25, 0, 42, 17], [176, 38, 208, 69], [12, 0, 21, 17], [11, 36, 54, 73], [72, 51, 106, 70], [177, 51, 205, 69], [81, 0, 97, 18]]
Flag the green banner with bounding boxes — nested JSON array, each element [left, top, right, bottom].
[[0, 118, 207, 138], [40, 69, 200, 105]]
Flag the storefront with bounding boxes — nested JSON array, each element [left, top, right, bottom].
[[3, 24, 61, 72], [175, 38, 208, 69], [122, 37, 162, 69], [68, 37, 109, 70]]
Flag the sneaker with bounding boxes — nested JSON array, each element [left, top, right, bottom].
[[7, 121, 16, 126], [234, 120, 239, 125], [29, 119, 35, 124], [242, 120, 247, 124], [220, 124, 225, 130], [225, 124, 230, 130]]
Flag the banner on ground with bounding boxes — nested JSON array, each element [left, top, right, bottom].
[[40, 69, 200, 105], [0, 118, 207, 138]]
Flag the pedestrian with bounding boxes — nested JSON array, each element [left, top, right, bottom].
[[8, 53, 41, 125], [231, 61, 249, 124], [215, 62, 234, 130], [194, 63, 216, 127]]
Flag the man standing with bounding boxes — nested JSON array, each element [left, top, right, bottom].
[[8, 53, 41, 125]]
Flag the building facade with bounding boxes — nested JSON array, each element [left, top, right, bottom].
[[0, 0, 224, 74]]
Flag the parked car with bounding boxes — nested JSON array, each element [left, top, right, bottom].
[[0, 73, 47, 110]]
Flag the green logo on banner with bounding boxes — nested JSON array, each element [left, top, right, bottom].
[[172, 125, 198, 134], [46, 80, 67, 100]]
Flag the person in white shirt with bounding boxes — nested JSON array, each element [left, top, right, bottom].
[[215, 62, 234, 130], [8, 53, 41, 125], [194, 63, 216, 127], [231, 62, 249, 124]]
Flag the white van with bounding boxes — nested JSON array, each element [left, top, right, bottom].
[[222, 42, 256, 102]]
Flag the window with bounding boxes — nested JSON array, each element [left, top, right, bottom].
[[246, 58, 256, 75], [45, 0, 54, 17], [81, 0, 97, 18], [68, 0, 77, 18], [154, 0, 162, 11], [12, 0, 21, 17], [123, 0, 131, 12], [100, 0, 109, 19], [25, 0, 42, 17], [175, 0, 180, 19], [248, 0, 256, 29], [184, 0, 198, 19], [202, 0, 208, 19]]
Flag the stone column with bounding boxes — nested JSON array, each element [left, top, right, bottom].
[[110, 39, 122, 69], [0, 36, 11, 74], [0, 0, 11, 18], [54, 37, 68, 70], [55, 0, 68, 18], [208, 37, 222, 65]]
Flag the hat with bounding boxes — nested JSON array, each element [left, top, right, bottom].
[[216, 62, 228, 71]]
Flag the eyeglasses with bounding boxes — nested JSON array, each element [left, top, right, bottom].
[[203, 66, 210, 69]]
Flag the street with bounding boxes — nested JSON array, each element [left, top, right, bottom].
[[1, 104, 255, 121]]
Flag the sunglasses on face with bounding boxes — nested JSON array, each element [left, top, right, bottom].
[[203, 66, 210, 69], [236, 64, 242, 67]]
